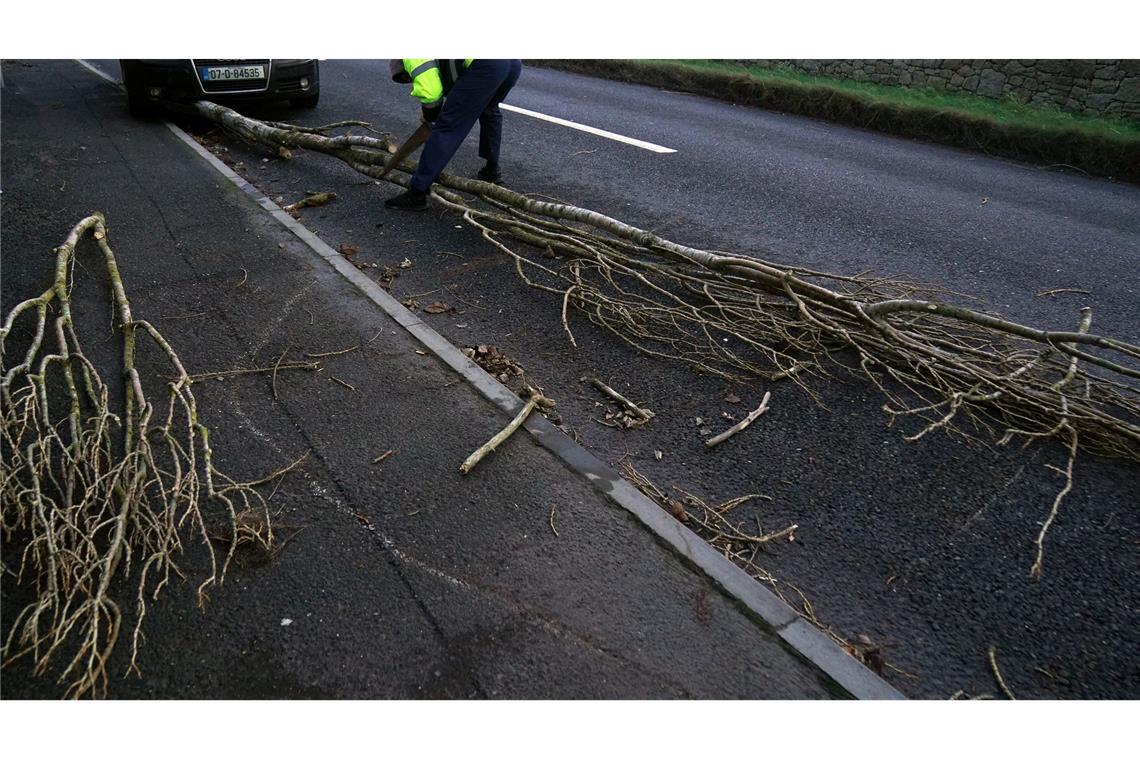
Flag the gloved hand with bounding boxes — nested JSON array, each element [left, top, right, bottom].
[[420, 103, 441, 125]]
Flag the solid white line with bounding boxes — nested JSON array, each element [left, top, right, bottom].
[[500, 103, 676, 154], [76, 60, 675, 156]]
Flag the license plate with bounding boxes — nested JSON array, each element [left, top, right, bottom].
[[202, 65, 265, 82]]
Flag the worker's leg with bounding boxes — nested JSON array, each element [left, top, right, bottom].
[[477, 60, 523, 167], [409, 60, 513, 193]]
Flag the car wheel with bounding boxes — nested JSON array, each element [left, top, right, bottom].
[[126, 86, 157, 119], [291, 93, 319, 109]]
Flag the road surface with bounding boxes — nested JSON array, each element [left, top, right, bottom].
[[37, 60, 1140, 698]]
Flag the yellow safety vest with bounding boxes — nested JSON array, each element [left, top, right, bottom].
[[402, 59, 475, 108]]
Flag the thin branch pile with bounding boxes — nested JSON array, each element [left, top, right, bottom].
[[0, 213, 296, 697], [193, 102, 1140, 573]]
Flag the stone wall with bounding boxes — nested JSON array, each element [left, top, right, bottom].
[[739, 60, 1140, 119]]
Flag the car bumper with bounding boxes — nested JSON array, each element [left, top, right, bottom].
[[120, 59, 319, 104]]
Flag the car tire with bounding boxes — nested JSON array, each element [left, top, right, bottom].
[[126, 86, 157, 119], [291, 93, 320, 109]]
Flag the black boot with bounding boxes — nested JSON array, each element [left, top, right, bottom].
[[476, 162, 503, 184], [384, 187, 429, 211]]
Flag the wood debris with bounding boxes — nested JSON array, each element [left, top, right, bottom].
[[464, 344, 527, 392], [705, 391, 772, 447], [460, 388, 550, 475], [283, 190, 336, 215], [586, 376, 654, 429]]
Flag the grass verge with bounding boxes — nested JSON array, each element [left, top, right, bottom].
[[531, 59, 1140, 183]]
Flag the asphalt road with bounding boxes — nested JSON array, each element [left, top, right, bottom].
[[329, 59, 1139, 332], [23, 60, 1140, 698], [0, 59, 854, 700]]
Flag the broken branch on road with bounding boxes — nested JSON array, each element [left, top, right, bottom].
[[587, 376, 654, 427], [193, 100, 1140, 576], [705, 391, 771, 448], [0, 213, 300, 698], [460, 387, 551, 475], [282, 190, 337, 214]]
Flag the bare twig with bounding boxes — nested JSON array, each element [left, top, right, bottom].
[[221, 451, 310, 491], [0, 214, 294, 698], [705, 391, 772, 448], [159, 310, 210, 321], [1030, 425, 1078, 579], [988, 645, 1017, 700], [272, 343, 292, 401], [305, 344, 359, 358], [371, 449, 395, 465], [443, 284, 485, 311], [459, 391, 546, 474], [400, 288, 440, 300], [588, 377, 654, 423], [561, 284, 579, 348], [186, 361, 319, 382]]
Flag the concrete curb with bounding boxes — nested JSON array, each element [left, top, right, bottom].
[[77, 59, 905, 700]]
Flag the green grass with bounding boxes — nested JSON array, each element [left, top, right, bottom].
[[532, 59, 1140, 182], [649, 59, 1140, 142]]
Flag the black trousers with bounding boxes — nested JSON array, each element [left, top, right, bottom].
[[410, 59, 523, 192]]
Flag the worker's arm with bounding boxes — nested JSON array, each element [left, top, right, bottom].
[[402, 59, 444, 123]]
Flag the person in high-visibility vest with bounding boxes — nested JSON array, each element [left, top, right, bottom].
[[385, 59, 523, 211]]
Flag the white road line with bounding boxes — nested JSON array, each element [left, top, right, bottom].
[[76, 60, 676, 155], [500, 103, 676, 154]]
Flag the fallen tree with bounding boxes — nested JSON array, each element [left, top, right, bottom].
[[0, 213, 301, 697], [193, 101, 1140, 576]]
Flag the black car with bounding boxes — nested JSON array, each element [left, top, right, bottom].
[[119, 59, 320, 116]]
